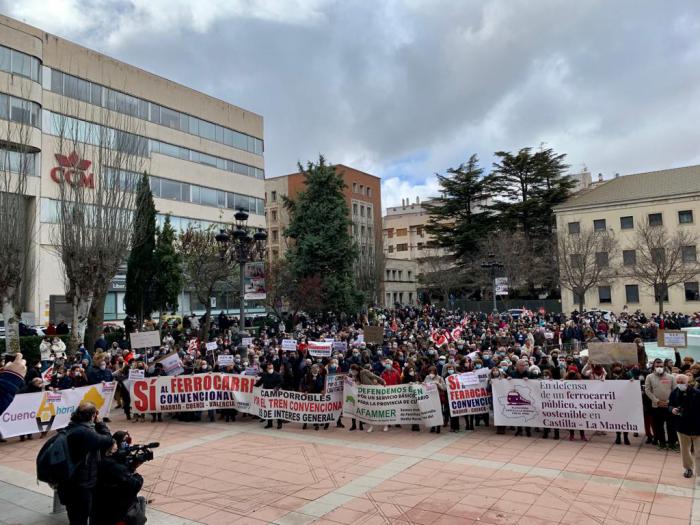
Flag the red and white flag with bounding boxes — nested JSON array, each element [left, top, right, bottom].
[[451, 327, 463, 341], [187, 338, 199, 355], [41, 366, 53, 384]]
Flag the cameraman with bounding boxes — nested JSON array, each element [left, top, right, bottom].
[[92, 431, 146, 525], [57, 401, 113, 525]]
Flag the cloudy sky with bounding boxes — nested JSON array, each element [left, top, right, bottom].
[[3, 0, 700, 209]]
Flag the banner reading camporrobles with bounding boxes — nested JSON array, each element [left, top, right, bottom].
[[342, 379, 443, 427], [129, 373, 256, 414], [492, 379, 644, 431], [0, 383, 115, 439]]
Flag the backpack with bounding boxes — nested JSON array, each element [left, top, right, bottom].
[[36, 427, 77, 487]]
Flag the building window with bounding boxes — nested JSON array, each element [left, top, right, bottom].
[[622, 250, 636, 266], [568, 222, 580, 234], [353, 203, 358, 216], [417, 242, 424, 250], [416, 226, 423, 236], [648, 213, 663, 227], [386, 270, 390, 280], [272, 249, 279, 260], [570, 254, 583, 267], [573, 291, 584, 307], [396, 244, 408, 252], [367, 187, 372, 197], [271, 191, 277, 202], [678, 210, 693, 224], [593, 219, 606, 232], [407, 271, 412, 280], [682, 245, 697, 263], [388, 245, 393, 253], [392, 270, 397, 279], [598, 286, 612, 304], [271, 209, 277, 222], [620, 216, 634, 230], [651, 248, 665, 265], [271, 229, 278, 242], [408, 292, 413, 303], [353, 183, 357, 193], [359, 185, 364, 195], [685, 282, 700, 301], [387, 228, 394, 238], [595, 252, 609, 268], [396, 228, 408, 237], [654, 284, 669, 303], [625, 284, 639, 303], [360, 206, 365, 218]]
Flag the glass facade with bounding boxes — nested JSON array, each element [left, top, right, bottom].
[[0, 93, 41, 128], [0, 45, 41, 82], [49, 69, 263, 156]]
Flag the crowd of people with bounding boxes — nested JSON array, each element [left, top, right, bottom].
[[1, 306, 700, 523]]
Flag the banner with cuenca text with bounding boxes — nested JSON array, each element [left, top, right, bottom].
[[446, 369, 491, 417], [0, 383, 115, 438], [342, 378, 443, 427], [491, 379, 644, 431]]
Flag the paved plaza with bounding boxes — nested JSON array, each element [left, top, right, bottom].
[[0, 411, 699, 525]]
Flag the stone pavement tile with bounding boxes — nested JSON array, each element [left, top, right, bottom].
[[523, 505, 567, 522], [446, 503, 488, 521], [646, 517, 693, 525], [322, 506, 370, 524], [478, 509, 522, 525], [516, 516, 559, 525], [433, 515, 476, 525], [649, 493, 693, 520]]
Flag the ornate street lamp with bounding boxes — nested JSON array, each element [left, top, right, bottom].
[[215, 209, 267, 340], [480, 253, 504, 313]]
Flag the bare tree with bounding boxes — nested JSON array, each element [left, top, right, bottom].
[[632, 221, 700, 314], [558, 227, 618, 312], [0, 84, 36, 354], [50, 97, 146, 354], [354, 223, 383, 305], [416, 248, 462, 304], [179, 225, 238, 339]]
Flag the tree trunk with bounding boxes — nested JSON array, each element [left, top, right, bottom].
[[201, 305, 211, 341], [1, 293, 20, 356], [85, 286, 108, 354], [578, 298, 584, 313], [69, 294, 93, 355]]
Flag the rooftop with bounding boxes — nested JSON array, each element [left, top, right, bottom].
[[556, 164, 700, 211]]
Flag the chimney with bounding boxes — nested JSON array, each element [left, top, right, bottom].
[[615, 173, 620, 178], [598, 173, 603, 182]]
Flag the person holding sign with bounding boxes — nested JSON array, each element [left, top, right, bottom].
[[669, 374, 700, 478], [423, 365, 447, 433]]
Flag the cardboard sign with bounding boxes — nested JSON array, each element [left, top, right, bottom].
[[363, 326, 384, 344], [332, 341, 348, 353], [658, 330, 687, 348], [217, 355, 234, 366], [128, 369, 145, 381], [242, 337, 254, 347], [282, 339, 297, 351], [206, 341, 219, 351], [308, 341, 332, 357], [130, 331, 161, 349], [587, 342, 637, 366]]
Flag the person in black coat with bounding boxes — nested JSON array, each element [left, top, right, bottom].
[[56, 402, 114, 525], [301, 365, 326, 430], [669, 375, 700, 478], [255, 364, 282, 429], [91, 432, 145, 525]]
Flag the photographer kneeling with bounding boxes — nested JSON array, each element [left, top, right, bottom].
[[92, 431, 155, 525]]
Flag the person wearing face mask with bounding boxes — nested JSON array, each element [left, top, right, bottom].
[[255, 364, 283, 429], [301, 365, 326, 430], [423, 365, 447, 433], [402, 365, 421, 432], [645, 358, 678, 451], [87, 356, 114, 385], [51, 365, 73, 390], [325, 359, 345, 428], [71, 366, 88, 388], [669, 374, 700, 478], [609, 363, 632, 445]]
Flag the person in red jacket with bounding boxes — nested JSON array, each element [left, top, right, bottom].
[[381, 359, 401, 386]]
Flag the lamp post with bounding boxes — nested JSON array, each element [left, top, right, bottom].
[[215, 209, 267, 340], [480, 253, 504, 314]]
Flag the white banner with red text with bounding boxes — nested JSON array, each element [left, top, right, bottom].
[[491, 379, 644, 431], [342, 379, 443, 427], [0, 383, 115, 439], [446, 369, 491, 417]]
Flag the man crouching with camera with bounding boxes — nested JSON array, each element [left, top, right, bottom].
[[92, 430, 158, 525]]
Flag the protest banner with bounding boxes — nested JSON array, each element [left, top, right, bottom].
[[308, 341, 332, 357], [205, 341, 218, 351], [282, 339, 297, 351], [446, 370, 491, 417], [332, 341, 348, 353], [492, 378, 644, 431], [128, 369, 145, 381], [363, 326, 384, 344], [342, 380, 442, 427], [0, 383, 115, 438], [587, 342, 637, 365], [130, 331, 161, 349], [217, 355, 234, 366], [129, 373, 256, 414], [242, 337, 254, 347], [252, 385, 343, 424], [154, 351, 184, 376], [658, 330, 688, 348]]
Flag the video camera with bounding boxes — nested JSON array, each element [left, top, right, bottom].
[[114, 442, 160, 470]]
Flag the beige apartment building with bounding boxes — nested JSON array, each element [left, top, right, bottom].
[[555, 165, 700, 314], [383, 258, 418, 307], [0, 15, 266, 324]]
